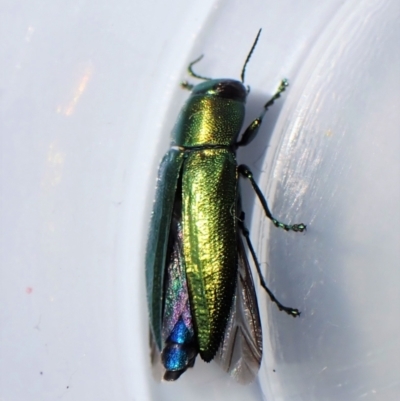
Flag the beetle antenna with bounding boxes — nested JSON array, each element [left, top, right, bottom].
[[241, 29, 262, 83], [187, 55, 212, 81]]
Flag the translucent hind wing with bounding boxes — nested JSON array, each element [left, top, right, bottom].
[[215, 235, 262, 383], [162, 210, 194, 342]]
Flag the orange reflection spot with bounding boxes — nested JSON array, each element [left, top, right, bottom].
[[58, 65, 93, 116]]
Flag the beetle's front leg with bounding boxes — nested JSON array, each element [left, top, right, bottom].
[[181, 81, 194, 91], [236, 79, 289, 148], [238, 164, 306, 232]]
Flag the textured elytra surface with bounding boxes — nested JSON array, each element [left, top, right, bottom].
[[145, 149, 185, 350], [182, 148, 238, 361]]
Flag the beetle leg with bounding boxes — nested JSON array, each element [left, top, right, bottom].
[[238, 211, 300, 317], [181, 55, 213, 92], [236, 79, 289, 147], [181, 81, 194, 91], [238, 164, 306, 232]]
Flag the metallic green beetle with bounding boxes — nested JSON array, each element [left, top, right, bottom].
[[146, 30, 305, 383]]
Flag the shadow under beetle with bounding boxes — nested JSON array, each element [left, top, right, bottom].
[[146, 29, 306, 383]]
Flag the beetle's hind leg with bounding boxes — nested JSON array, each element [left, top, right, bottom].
[[237, 211, 300, 318], [238, 165, 306, 232]]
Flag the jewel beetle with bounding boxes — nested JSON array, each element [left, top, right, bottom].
[[145, 29, 306, 383]]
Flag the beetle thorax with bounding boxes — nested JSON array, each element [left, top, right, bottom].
[[172, 79, 247, 148]]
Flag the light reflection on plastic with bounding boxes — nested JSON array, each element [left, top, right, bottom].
[[25, 26, 35, 42], [57, 65, 93, 116], [41, 142, 65, 188]]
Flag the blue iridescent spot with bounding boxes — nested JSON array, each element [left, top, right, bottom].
[[169, 317, 192, 344], [163, 344, 189, 371]]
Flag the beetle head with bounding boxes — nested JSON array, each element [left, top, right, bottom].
[[191, 79, 247, 102]]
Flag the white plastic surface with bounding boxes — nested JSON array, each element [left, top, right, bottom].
[[1, 0, 399, 400]]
